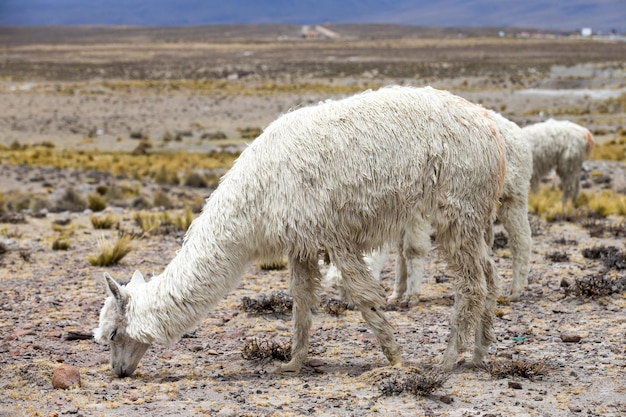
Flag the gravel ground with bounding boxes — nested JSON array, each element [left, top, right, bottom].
[[1, 28, 625, 417]]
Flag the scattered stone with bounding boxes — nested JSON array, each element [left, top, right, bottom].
[[508, 381, 523, 390], [308, 358, 325, 367], [439, 395, 454, 404], [561, 333, 582, 343], [51, 364, 80, 389], [216, 407, 237, 417]]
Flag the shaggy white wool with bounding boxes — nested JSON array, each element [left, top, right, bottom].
[[326, 110, 533, 301], [523, 118, 594, 204], [94, 85, 507, 376]]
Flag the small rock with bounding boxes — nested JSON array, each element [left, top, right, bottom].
[[308, 358, 325, 367], [207, 349, 219, 355], [561, 333, 582, 343], [216, 408, 236, 417], [569, 406, 583, 412], [508, 381, 523, 390], [52, 364, 80, 389], [439, 395, 454, 404]]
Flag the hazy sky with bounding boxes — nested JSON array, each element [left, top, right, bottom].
[[0, 1, 624, 32]]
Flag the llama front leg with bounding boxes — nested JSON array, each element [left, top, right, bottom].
[[337, 251, 402, 367], [402, 225, 431, 305], [277, 256, 321, 374]]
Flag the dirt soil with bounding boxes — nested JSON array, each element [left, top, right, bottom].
[[0, 25, 625, 417]]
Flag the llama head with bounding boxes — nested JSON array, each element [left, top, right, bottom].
[[93, 270, 151, 378]]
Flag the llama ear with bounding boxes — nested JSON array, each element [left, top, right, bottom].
[[130, 270, 145, 284], [103, 272, 125, 303]]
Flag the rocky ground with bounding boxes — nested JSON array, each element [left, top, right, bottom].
[[0, 26, 625, 417]]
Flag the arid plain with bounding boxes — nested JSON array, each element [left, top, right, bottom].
[[0, 25, 625, 416]]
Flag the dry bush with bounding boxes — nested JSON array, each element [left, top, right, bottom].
[[545, 251, 570, 262], [553, 237, 578, 246], [183, 171, 208, 188], [492, 231, 508, 249], [241, 291, 293, 315], [237, 126, 263, 139], [379, 367, 448, 397], [55, 187, 86, 212], [581, 245, 626, 270], [320, 299, 352, 316], [241, 337, 291, 361], [567, 273, 626, 297], [0, 212, 27, 224], [482, 358, 554, 381]]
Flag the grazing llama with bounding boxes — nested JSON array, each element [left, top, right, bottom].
[[326, 110, 533, 302], [523, 119, 594, 205], [94, 86, 506, 377]]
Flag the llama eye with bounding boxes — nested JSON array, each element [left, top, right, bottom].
[[109, 329, 117, 341]]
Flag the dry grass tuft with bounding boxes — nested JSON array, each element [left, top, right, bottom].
[[241, 291, 293, 315], [88, 234, 134, 266], [52, 238, 70, 251], [256, 259, 288, 270], [482, 358, 554, 381], [87, 193, 107, 212], [241, 337, 291, 362], [90, 212, 118, 229]]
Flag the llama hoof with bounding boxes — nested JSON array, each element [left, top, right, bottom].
[[404, 294, 421, 307], [508, 291, 522, 301], [275, 361, 302, 375], [386, 294, 401, 303]]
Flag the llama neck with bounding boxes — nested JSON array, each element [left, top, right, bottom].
[[128, 202, 253, 345]]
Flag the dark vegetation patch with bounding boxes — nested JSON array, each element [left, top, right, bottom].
[[320, 299, 352, 316], [482, 358, 554, 381], [566, 273, 626, 298], [582, 219, 626, 238], [545, 251, 570, 262], [241, 291, 293, 315], [241, 337, 291, 362], [553, 237, 578, 246], [379, 367, 448, 397], [581, 245, 626, 270], [492, 231, 508, 250]]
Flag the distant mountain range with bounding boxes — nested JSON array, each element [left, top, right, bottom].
[[0, 0, 624, 33]]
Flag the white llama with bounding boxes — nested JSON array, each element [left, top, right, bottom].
[[523, 119, 594, 204], [94, 86, 506, 377], [326, 110, 533, 302]]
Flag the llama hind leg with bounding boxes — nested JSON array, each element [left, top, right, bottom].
[[499, 199, 532, 300], [438, 230, 490, 370], [277, 255, 322, 374], [472, 255, 499, 367], [337, 251, 402, 367]]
